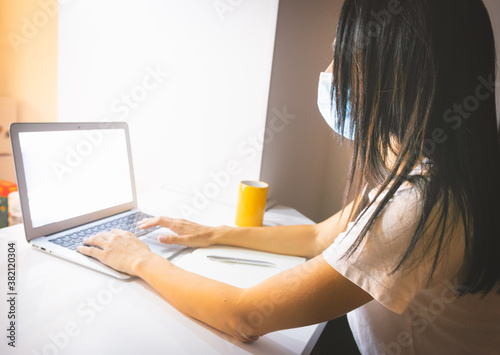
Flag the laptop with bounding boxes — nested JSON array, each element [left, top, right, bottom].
[[10, 122, 185, 279]]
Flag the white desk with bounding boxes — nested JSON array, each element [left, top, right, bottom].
[[0, 190, 325, 355]]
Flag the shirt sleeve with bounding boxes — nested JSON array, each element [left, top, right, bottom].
[[323, 185, 446, 314]]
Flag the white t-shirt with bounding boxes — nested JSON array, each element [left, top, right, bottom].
[[323, 175, 500, 354]]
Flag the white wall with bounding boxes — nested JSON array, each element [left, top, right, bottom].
[[58, 0, 280, 217]]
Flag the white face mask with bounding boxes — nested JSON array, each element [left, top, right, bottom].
[[317, 72, 355, 140]]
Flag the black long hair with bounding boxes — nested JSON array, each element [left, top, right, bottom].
[[332, 0, 500, 295]]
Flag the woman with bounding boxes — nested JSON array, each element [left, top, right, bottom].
[[78, 0, 500, 353]]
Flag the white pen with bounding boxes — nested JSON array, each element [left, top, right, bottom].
[[206, 255, 276, 267]]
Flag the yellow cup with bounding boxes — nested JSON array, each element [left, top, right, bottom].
[[235, 181, 269, 227]]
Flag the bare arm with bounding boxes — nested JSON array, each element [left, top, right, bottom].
[[79, 233, 373, 342], [217, 198, 358, 257], [139, 197, 361, 258]]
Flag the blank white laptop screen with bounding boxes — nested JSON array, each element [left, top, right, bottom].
[[18, 129, 134, 228]]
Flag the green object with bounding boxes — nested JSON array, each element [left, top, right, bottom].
[[0, 196, 7, 228]]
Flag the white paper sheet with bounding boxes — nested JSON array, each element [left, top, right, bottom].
[[172, 246, 306, 289]]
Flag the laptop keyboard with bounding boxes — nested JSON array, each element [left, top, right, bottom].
[[48, 212, 160, 251]]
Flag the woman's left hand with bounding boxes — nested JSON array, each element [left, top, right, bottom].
[[77, 229, 153, 276]]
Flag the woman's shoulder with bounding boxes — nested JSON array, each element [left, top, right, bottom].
[[325, 175, 467, 311]]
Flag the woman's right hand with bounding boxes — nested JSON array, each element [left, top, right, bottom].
[[137, 217, 229, 248]]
